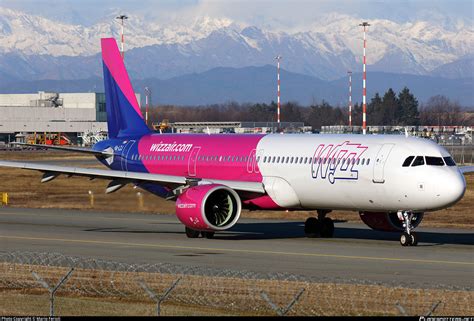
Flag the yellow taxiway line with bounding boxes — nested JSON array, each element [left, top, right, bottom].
[[0, 235, 472, 266], [0, 211, 177, 224]]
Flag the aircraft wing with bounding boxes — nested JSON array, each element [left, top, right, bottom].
[[12, 143, 113, 157], [459, 166, 474, 174], [0, 160, 265, 194]]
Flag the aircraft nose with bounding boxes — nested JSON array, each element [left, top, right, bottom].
[[443, 171, 466, 206]]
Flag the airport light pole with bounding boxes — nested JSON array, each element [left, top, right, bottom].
[[116, 15, 128, 60], [145, 87, 151, 127], [359, 21, 370, 135], [275, 55, 282, 125], [348, 70, 352, 127]]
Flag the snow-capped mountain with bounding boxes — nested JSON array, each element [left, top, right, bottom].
[[0, 6, 472, 81]]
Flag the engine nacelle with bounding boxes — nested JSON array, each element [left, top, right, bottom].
[[176, 184, 241, 231], [359, 211, 424, 232]]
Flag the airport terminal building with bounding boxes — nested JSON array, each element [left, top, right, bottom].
[[0, 92, 139, 146]]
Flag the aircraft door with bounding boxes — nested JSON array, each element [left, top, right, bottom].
[[254, 149, 264, 173], [188, 146, 201, 177], [372, 143, 395, 183], [121, 140, 136, 172], [247, 149, 256, 173]]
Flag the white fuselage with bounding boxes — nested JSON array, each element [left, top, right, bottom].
[[256, 134, 466, 212]]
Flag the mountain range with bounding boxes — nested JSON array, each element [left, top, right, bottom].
[[2, 65, 472, 107], [0, 6, 473, 106]]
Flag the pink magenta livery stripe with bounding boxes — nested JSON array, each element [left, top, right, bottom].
[[101, 38, 143, 118], [137, 134, 266, 181]]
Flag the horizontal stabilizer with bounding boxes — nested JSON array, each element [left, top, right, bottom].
[[12, 143, 113, 157]]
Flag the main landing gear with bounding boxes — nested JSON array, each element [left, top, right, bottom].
[[185, 227, 215, 239], [304, 210, 334, 238], [398, 211, 418, 246]]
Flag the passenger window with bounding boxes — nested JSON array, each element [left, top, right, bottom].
[[402, 156, 415, 167], [443, 156, 456, 166], [426, 156, 444, 166], [361, 159, 365, 165], [367, 159, 370, 165], [412, 156, 425, 167]]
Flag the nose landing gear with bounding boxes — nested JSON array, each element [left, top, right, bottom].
[[399, 211, 418, 246], [304, 210, 334, 238]]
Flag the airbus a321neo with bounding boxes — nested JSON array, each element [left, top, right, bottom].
[[1, 38, 472, 246]]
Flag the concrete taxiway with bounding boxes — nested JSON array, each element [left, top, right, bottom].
[[0, 207, 472, 288]]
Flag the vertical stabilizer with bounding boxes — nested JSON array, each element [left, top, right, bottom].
[[101, 38, 150, 138]]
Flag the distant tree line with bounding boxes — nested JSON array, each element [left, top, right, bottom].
[[145, 87, 474, 130]]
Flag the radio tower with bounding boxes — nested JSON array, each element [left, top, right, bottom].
[[348, 71, 352, 127], [359, 21, 370, 135], [275, 55, 282, 124], [145, 87, 151, 126], [116, 15, 128, 60]]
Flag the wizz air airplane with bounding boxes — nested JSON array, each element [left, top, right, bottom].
[[1, 38, 472, 246]]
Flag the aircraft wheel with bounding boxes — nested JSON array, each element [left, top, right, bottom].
[[185, 227, 200, 238], [410, 232, 418, 246], [400, 232, 411, 246], [320, 217, 335, 238], [304, 217, 321, 238]]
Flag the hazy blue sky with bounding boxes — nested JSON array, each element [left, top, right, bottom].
[[1, 0, 472, 29]]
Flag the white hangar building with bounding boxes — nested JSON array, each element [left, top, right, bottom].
[[0, 91, 140, 146]]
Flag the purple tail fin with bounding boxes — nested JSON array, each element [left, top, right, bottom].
[[101, 38, 150, 138]]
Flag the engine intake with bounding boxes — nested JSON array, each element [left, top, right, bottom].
[[176, 184, 241, 231], [359, 211, 424, 232]]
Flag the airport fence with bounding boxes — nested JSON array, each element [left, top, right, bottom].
[[443, 144, 474, 165], [0, 251, 472, 316]]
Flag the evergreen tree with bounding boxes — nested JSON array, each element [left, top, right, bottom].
[[368, 92, 383, 125], [382, 88, 399, 125], [398, 87, 420, 125]]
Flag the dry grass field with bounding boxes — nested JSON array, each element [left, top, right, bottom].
[[1, 263, 472, 316], [0, 150, 472, 229]]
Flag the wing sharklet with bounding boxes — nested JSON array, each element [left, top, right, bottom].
[[459, 166, 474, 174]]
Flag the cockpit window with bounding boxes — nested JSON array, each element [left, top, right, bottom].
[[402, 156, 415, 167], [443, 156, 456, 166], [425, 156, 445, 166], [411, 156, 425, 167]]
